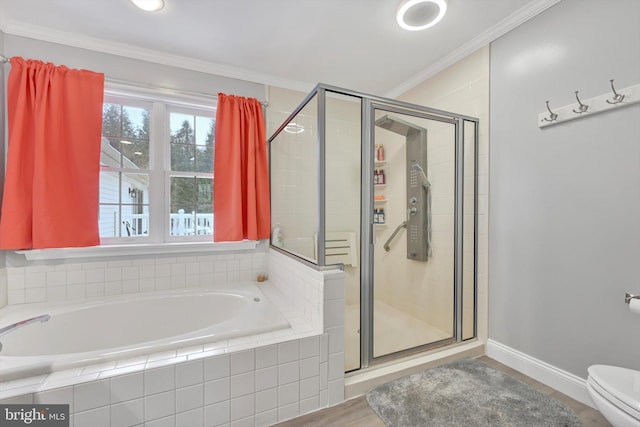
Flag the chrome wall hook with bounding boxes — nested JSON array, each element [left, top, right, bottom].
[[572, 91, 589, 113], [543, 100, 558, 122], [606, 79, 625, 104]]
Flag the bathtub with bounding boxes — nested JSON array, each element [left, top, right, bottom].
[[0, 283, 290, 381]]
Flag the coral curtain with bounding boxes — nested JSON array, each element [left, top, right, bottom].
[[0, 57, 104, 249], [213, 93, 270, 241]]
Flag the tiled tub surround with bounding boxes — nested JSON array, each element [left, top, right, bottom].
[[5, 251, 269, 306], [0, 251, 346, 426]]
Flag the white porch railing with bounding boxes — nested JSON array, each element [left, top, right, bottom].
[[120, 210, 213, 236]]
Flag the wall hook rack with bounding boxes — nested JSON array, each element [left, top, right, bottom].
[[606, 79, 625, 104], [572, 91, 589, 114], [538, 80, 640, 128], [543, 101, 558, 122]]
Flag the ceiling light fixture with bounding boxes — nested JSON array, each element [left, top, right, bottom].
[[130, 0, 165, 12], [396, 0, 447, 31]]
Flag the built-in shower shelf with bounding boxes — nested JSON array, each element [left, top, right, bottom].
[[375, 160, 387, 167], [374, 224, 388, 228], [374, 198, 387, 204], [374, 184, 387, 189]]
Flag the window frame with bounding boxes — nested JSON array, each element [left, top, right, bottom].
[[100, 85, 217, 246]]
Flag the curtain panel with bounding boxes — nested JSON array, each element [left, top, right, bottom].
[[213, 93, 270, 241], [0, 57, 104, 249]]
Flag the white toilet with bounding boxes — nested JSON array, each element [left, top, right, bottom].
[[587, 365, 640, 427]]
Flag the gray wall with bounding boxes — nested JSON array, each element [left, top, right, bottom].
[[3, 35, 264, 100], [489, 0, 640, 377]]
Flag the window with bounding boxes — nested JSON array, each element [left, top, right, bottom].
[[99, 92, 215, 244]]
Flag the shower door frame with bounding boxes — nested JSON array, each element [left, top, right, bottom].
[[267, 83, 479, 371], [359, 98, 478, 369]]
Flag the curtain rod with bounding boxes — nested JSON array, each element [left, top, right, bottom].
[[0, 54, 269, 107]]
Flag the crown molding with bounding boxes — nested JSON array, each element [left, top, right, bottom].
[[385, 0, 563, 98], [0, 20, 314, 93]]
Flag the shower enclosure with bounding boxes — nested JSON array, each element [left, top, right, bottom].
[[269, 84, 478, 371]]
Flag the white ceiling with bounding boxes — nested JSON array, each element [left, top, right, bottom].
[[0, 0, 560, 97]]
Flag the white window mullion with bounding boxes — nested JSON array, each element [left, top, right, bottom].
[[148, 101, 166, 244]]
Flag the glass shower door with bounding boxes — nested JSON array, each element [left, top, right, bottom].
[[371, 106, 457, 359]]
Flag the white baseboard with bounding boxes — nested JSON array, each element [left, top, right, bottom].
[[486, 339, 595, 408]]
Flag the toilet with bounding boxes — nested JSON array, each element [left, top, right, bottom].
[[587, 365, 640, 427]]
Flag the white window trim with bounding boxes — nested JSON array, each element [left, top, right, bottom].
[[15, 241, 258, 261]]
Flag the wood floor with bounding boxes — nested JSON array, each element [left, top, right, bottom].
[[275, 356, 612, 427]]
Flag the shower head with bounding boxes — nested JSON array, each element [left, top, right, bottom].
[[411, 163, 431, 189]]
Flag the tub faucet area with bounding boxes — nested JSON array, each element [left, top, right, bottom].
[[0, 314, 50, 349]]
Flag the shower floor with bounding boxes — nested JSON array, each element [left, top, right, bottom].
[[345, 302, 452, 371]]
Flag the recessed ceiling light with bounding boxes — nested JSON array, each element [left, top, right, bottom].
[[130, 0, 165, 12], [284, 123, 304, 134], [397, 0, 447, 31]]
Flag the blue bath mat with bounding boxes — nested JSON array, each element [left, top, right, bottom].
[[366, 359, 582, 427]]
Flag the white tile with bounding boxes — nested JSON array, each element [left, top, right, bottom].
[[8, 289, 25, 304], [46, 270, 67, 286], [204, 377, 229, 405], [255, 366, 277, 392], [144, 366, 175, 395], [85, 283, 105, 298], [176, 384, 204, 413], [25, 271, 46, 288], [122, 266, 139, 280], [255, 409, 278, 427], [73, 379, 110, 412], [299, 337, 319, 359], [323, 299, 344, 328], [327, 379, 344, 406], [46, 285, 67, 301], [155, 264, 171, 277], [74, 406, 109, 427], [327, 326, 344, 354], [300, 376, 319, 400], [0, 394, 33, 405], [230, 394, 254, 421], [319, 334, 329, 363], [277, 382, 299, 406], [255, 345, 278, 369], [104, 267, 122, 282], [144, 390, 175, 421], [104, 281, 122, 296], [277, 341, 299, 364], [300, 357, 319, 380], [204, 354, 230, 381], [255, 388, 277, 413], [319, 363, 328, 390], [230, 416, 254, 427], [111, 398, 144, 427], [300, 395, 320, 415], [230, 372, 254, 398], [144, 415, 175, 427], [25, 287, 46, 303], [139, 265, 156, 279], [139, 277, 157, 292], [328, 353, 344, 381], [230, 350, 254, 375], [277, 402, 299, 423], [171, 263, 186, 277], [323, 278, 344, 300], [67, 284, 86, 300], [111, 372, 143, 403], [319, 389, 328, 407], [122, 279, 139, 293], [34, 386, 73, 412], [278, 361, 299, 385], [66, 269, 86, 285], [176, 408, 203, 427], [84, 268, 105, 283], [176, 360, 203, 388], [204, 401, 230, 426]]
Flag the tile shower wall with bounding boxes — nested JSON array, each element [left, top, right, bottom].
[[5, 251, 268, 305]]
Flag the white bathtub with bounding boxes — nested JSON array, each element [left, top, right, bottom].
[[0, 283, 289, 381]]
